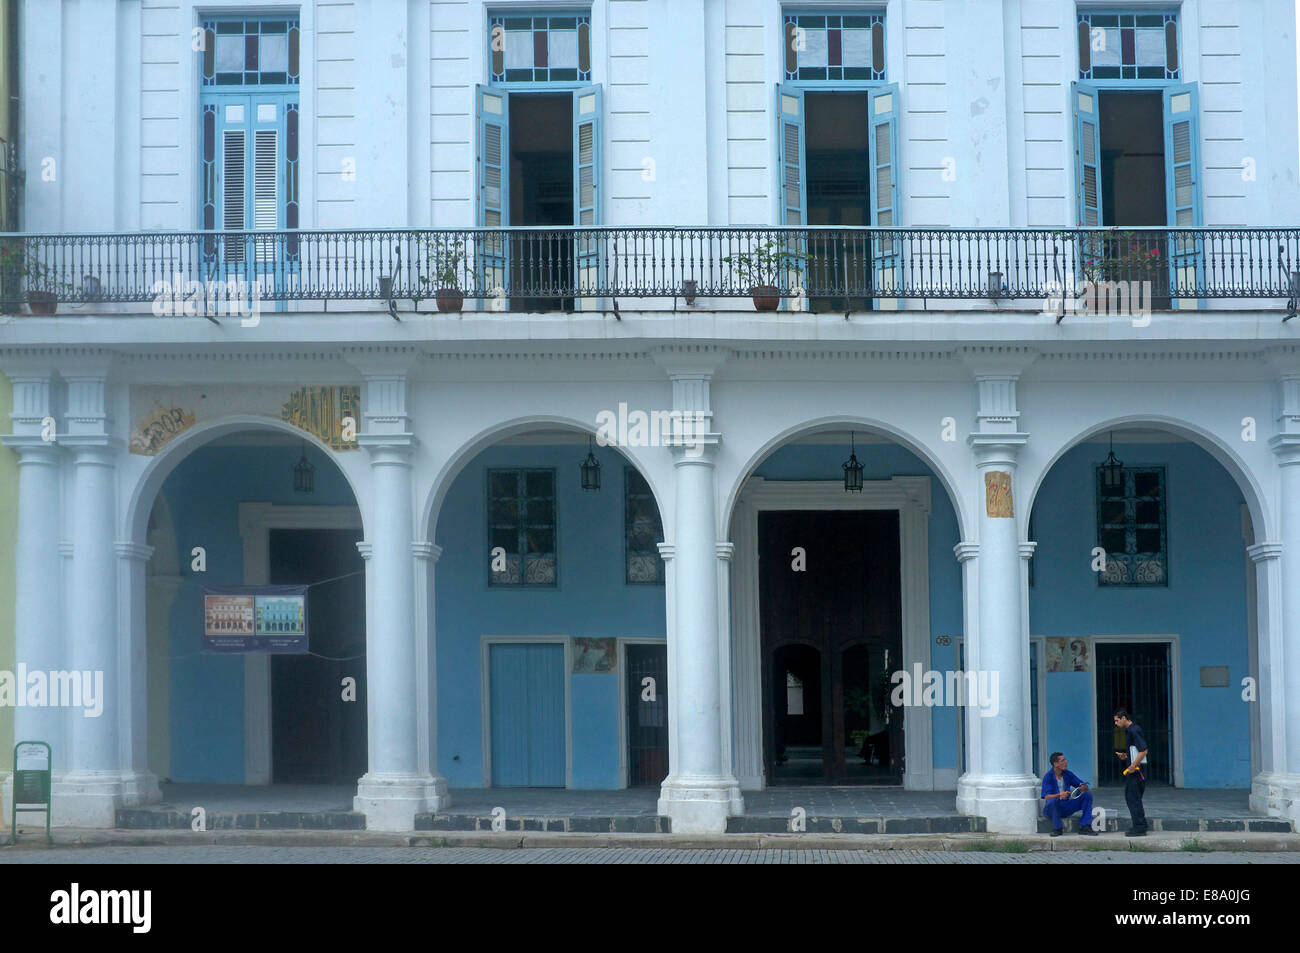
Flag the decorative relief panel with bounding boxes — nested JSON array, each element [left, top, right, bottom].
[[984, 471, 1014, 518]]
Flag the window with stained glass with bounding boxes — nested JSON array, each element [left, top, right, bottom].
[[1077, 11, 1178, 81], [625, 468, 664, 585], [783, 12, 885, 82], [1096, 466, 1167, 586], [490, 13, 592, 84], [201, 18, 301, 87], [489, 469, 558, 587]]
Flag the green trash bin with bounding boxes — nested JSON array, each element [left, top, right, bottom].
[[9, 741, 52, 845]]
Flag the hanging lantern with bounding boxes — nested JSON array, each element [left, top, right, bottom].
[[293, 443, 316, 494], [842, 431, 864, 493], [580, 436, 602, 491], [1099, 431, 1124, 491]]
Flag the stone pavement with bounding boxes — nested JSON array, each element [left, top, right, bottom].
[[1, 844, 1297, 863]]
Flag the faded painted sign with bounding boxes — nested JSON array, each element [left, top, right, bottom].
[[281, 386, 360, 450], [130, 403, 197, 456], [572, 637, 617, 674], [984, 470, 1013, 518]]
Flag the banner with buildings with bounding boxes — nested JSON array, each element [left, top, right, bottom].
[[203, 585, 309, 653]]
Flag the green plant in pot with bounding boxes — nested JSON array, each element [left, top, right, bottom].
[[423, 235, 467, 313], [0, 243, 69, 315], [723, 239, 809, 311]]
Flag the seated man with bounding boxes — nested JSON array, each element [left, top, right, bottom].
[[1041, 752, 1098, 836]]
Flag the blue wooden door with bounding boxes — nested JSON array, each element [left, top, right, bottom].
[[489, 642, 566, 786]]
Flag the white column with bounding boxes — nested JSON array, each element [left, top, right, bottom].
[[412, 541, 449, 796], [0, 370, 63, 820], [1266, 432, 1300, 822], [57, 365, 131, 826], [955, 361, 1038, 832], [1247, 542, 1287, 816], [351, 355, 445, 829], [655, 354, 742, 831], [116, 542, 163, 808]]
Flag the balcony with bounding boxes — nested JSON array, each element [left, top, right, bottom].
[[1, 227, 1299, 318]]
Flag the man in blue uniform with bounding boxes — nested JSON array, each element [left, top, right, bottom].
[[1114, 708, 1149, 837], [1041, 751, 1098, 836]]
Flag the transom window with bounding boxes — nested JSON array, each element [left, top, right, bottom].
[[1077, 11, 1178, 81], [488, 469, 557, 587], [202, 18, 301, 87], [624, 468, 664, 585], [490, 13, 592, 84], [783, 12, 885, 82], [1096, 466, 1167, 586]]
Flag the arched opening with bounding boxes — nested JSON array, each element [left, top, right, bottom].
[[726, 423, 965, 791], [1026, 424, 1260, 802], [426, 424, 667, 793], [137, 424, 368, 795]]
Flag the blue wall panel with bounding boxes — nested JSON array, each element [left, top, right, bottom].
[[160, 442, 356, 783], [1031, 441, 1250, 788]]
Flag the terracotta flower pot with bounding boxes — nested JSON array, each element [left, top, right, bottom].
[[750, 284, 780, 311], [27, 291, 57, 316], [436, 288, 464, 313]]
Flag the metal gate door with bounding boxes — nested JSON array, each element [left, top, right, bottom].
[[1095, 641, 1172, 785], [625, 643, 668, 786]]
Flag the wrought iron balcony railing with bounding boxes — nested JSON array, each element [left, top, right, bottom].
[[2, 226, 1299, 314]]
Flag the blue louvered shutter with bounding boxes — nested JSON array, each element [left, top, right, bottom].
[[869, 83, 901, 310], [1073, 82, 1102, 227], [572, 85, 603, 311], [1163, 82, 1204, 309], [477, 85, 509, 310]]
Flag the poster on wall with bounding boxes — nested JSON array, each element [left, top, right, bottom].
[[203, 585, 309, 654]]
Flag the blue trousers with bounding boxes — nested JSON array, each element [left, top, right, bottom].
[[1043, 792, 1094, 830]]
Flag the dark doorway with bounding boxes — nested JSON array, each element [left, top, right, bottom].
[[269, 528, 367, 784], [1095, 641, 1173, 786], [1098, 91, 1170, 309], [805, 91, 871, 312], [625, 643, 668, 786], [509, 93, 574, 311], [759, 509, 903, 784]]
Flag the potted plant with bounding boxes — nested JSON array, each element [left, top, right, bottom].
[[0, 243, 69, 315], [722, 239, 808, 311], [423, 235, 467, 313]]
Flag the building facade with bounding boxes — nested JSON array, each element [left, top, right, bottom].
[[2, 0, 1300, 834]]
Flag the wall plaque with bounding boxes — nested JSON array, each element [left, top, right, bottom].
[[984, 470, 1014, 518], [281, 386, 361, 450]]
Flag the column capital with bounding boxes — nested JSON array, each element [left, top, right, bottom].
[[968, 432, 1028, 468], [954, 541, 980, 562], [62, 437, 121, 459], [356, 541, 374, 560], [1247, 541, 1283, 563], [412, 541, 443, 563], [115, 541, 155, 562], [358, 434, 416, 458], [1019, 541, 1037, 560], [716, 541, 734, 561], [1269, 433, 1300, 464], [0, 435, 61, 460], [656, 542, 676, 562]]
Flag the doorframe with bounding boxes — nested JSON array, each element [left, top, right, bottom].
[[730, 476, 934, 790], [616, 637, 668, 789], [1089, 634, 1184, 788], [237, 502, 363, 785], [480, 635, 573, 788]]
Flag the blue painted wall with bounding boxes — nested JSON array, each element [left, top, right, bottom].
[[159, 442, 356, 783], [434, 443, 666, 788], [1030, 441, 1250, 788]]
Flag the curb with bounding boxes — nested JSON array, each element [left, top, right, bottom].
[[2, 828, 1297, 852]]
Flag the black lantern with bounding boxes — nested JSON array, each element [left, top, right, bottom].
[[580, 436, 602, 491], [1099, 431, 1124, 491], [293, 442, 316, 494], [842, 431, 864, 493]]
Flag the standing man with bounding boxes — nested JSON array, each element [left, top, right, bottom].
[[1114, 708, 1149, 837], [1040, 752, 1097, 836]]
